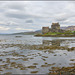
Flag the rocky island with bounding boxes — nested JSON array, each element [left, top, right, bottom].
[[35, 23, 75, 37]]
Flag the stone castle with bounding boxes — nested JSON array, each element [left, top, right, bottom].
[[42, 22, 64, 34]]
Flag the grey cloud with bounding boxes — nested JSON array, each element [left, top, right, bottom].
[[5, 12, 44, 20], [55, 17, 68, 22], [5, 13, 31, 19], [25, 20, 33, 23], [0, 1, 75, 33], [6, 2, 26, 10], [54, 12, 75, 22]]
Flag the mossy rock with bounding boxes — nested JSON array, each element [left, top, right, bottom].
[[27, 66, 36, 69], [31, 71, 38, 73]]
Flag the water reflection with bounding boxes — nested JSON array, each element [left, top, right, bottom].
[[0, 39, 75, 51], [42, 39, 75, 48], [43, 40, 61, 46]]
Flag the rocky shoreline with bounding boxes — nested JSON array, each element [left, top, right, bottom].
[[34, 34, 75, 37]]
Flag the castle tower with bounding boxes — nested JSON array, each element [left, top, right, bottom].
[[51, 22, 60, 32], [42, 27, 50, 34]]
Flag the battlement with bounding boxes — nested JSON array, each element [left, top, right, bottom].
[[52, 22, 60, 26], [42, 27, 49, 29]]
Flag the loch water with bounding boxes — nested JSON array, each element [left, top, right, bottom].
[[0, 35, 75, 74]]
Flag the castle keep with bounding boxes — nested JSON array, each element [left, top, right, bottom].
[[42, 22, 64, 34]]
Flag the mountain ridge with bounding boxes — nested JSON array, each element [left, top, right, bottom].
[[0, 26, 75, 35], [13, 26, 75, 35]]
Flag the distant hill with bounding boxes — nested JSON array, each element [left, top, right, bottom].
[[11, 26, 75, 35], [61, 26, 75, 31], [13, 31, 35, 35], [65, 26, 75, 31], [35, 30, 42, 33], [1, 26, 75, 35], [60, 27, 67, 30], [12, 30, 42, 35]]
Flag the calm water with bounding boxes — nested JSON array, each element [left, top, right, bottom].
[[0, 35, 75, 74]]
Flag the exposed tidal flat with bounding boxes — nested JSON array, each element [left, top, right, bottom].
[[0, 35, 75, 74]]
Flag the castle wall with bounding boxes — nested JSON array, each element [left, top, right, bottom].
[[42, 27, 50, 34], [51, 25, 60, 30], [42, 23, 64, 34]]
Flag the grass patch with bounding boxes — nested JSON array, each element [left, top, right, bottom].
[[35, 31, 75, 37]]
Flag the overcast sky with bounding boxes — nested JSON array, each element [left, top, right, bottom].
[[0, 1, 75, 33]]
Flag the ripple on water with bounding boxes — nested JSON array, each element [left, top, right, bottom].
[[0, 35, 75, 74]]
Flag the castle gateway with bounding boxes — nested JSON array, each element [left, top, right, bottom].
[[42, 22, 64, 34]]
